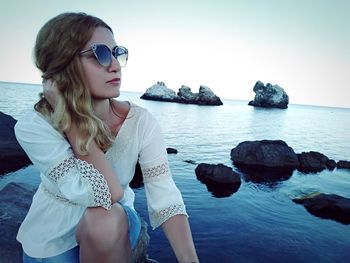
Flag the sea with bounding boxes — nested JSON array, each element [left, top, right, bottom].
[[0, 81, 349, 263]]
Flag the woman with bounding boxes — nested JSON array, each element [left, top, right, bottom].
[[15, 12, 199, 263]]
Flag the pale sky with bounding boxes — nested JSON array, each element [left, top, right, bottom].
[[1, 0, 349, 108]]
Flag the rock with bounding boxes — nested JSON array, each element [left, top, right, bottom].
[[184, 160, 197, 165], [0, 182, 151, 262], [248, 81, 289, 109], [197, 85, 223, 105], [0, 182, 35, 262], [178, 85, 197, 101], [293, 193, 350, 225], [141, 82, 223, 106], [0, 112, 31, 175], [297, 151, 336, 173], [195, 163, 241, 197], [140, 82, 177, 102], [231, 140, 299, 169], [231, 140, 299, 183], [337, 160, 350, 170], [166, 147, 178, 154]]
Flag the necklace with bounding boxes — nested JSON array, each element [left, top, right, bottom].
[[109, 99, 126, 119]]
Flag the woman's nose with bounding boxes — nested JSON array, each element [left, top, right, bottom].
[[108, 56, 121, 72]]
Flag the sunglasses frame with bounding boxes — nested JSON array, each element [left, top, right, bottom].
[[80, 44, 128, 67]]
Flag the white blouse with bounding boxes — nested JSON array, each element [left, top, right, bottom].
[[14, 102, 187, 258]]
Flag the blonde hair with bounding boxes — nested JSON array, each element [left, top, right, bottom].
[[34, 12, 114, 154]]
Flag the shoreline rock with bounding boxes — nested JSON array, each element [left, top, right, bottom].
[[0, 112, 31, 175], [248, 81, 289, 109], [141, 82, 223, 106], [293, 193, 350, 225]]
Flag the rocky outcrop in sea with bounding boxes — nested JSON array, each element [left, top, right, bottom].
[[140, 82, 223, 106], [195, 163, 241, 197], [248, 81, 289, 109]]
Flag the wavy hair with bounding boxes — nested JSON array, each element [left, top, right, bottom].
[[34, 12, 114, 154]]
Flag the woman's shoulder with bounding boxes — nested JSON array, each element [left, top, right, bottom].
[[16, 109, 50, 126], [129, 102, 156, 124], [15, 109, 58, 137]]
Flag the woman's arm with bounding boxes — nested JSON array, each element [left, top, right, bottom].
[[65, 124, 124, 203], [43, 79, 123, 204], [162, 215, 199, 263]]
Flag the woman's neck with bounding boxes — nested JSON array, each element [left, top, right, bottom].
[[92, 99, 111, 122]]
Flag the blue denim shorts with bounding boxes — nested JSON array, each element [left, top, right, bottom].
[[23, 205, 141, 263]]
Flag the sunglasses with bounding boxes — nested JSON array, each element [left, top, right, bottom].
[[80, 44, 128, 67]]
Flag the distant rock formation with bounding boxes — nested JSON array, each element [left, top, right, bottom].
[[248, 81, 289, 109], [141, 82, 223, 106], [0, 112, 31, 175]]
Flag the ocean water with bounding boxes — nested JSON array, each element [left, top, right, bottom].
[[1, 82, 350, 263]]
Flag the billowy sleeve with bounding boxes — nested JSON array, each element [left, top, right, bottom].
[[14, 111, 112, 210], [138, 111, 187, 229]]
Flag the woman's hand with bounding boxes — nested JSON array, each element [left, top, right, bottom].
[[42, 79, 60, 110]]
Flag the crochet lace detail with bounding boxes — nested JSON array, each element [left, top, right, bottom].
[[150, 203, 187, 229], [41, 185, 79, 206], [47, 156, 112, 210], [142, 162, 169, 183]]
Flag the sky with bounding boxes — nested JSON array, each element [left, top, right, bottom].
[[1, 0, 349, 108]]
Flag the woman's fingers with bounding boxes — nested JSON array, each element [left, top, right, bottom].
[[42, 79, 60, 109]]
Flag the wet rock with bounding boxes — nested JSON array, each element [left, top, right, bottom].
[[231, 140, 298, 183], [0, 112, 31, 175], [195, 163, 241, 197], [248, 81, 289, 109], [231, 140, 299, 169], [184, 160, 197, 165], [337, 160, 350, 170], [293, 193, 350, 225], [166, 148, 178, 154], [297, 151, 336, 173]]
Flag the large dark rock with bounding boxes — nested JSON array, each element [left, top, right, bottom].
[[248, 81, 289, 109], [0, 182, 35, 262], [293, 193, 350, 225], [195, 163, 241, 197], [231, 140, 299, 183], [297, 151, 336, 173], [141, 82, 223, 106], [231, 140, 299, 169], [0, 182, 152, 262], [0, 112, 31, 175]]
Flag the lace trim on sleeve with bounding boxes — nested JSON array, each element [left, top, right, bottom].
[[76, 159, 112, 210], [141, 162, 170, 183], [47, 156, 76, 183], [149, 203, 188, 229], [47, 156, 112, 210]]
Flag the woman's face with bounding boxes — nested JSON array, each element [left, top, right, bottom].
[[80, 27, 122, 100]]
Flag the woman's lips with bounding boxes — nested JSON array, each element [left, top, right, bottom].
[[106, 78, 121, 84]]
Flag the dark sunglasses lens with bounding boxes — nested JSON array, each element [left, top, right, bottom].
[[115, 47, 128, 67], [95, 45, 111, 66]]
